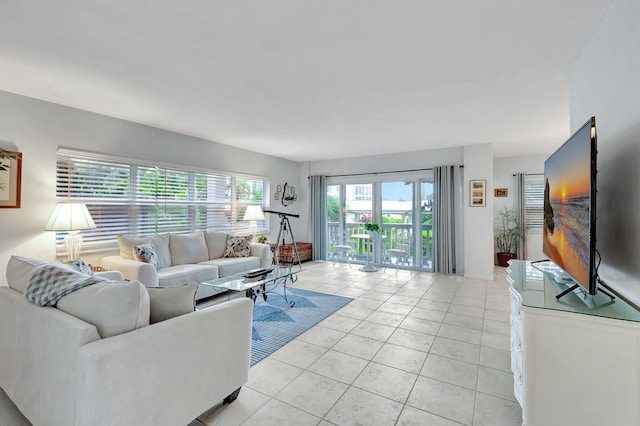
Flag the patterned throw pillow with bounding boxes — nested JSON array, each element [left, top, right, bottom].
[[69, 258, 94, 275], [224, 235, 253, 258], [133, 243, 159, 269]]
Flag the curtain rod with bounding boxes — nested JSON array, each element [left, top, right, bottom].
[[322, 165, 463, 179], [512, 173, 543, 176]]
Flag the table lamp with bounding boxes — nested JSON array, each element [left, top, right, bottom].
[[45, 201, 96, 261], [243, 205, 265, 236]]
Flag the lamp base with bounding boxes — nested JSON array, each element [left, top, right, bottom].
[[64, 232, 84, 261]]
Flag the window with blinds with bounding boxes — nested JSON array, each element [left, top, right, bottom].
[[524, 174, 544, 229], [54, 149, 269, 254]]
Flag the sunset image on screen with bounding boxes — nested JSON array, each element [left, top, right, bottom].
[[543, 123, 593, 289]]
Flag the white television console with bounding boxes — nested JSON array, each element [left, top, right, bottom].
[[507, 260, 640, 426]]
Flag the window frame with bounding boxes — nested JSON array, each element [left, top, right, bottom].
[[524, 173, 544, 230], [54, 148, 270, 254]]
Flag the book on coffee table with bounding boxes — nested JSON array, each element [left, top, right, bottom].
[[243, 268, 274, 279]]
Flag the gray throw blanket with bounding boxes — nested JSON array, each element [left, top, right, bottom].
[[25, 260, 107, 306]]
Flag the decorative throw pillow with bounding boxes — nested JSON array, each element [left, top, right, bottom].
[[145, 283, 197, 324], [118, 234, 171, 268], [70, 258, 93, 275], [224, 235, 253, 258], [133, 243, 159, 270]]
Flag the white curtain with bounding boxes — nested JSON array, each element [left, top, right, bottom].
[[433, 165, 462, 274], [515, 173, 527, 260], [308, 175, 327, 260]]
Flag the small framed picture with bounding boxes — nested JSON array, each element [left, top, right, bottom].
[[0, 151, 22, 209], [470, 179, 486, 207], [276, 185, 282, 192], [494, 188, 508, 197], [274, 193, 279, 200]]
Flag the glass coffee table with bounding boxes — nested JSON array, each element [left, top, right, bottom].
[[200, 266, 300, 307]]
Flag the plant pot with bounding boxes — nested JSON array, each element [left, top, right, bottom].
[[497, 252, 517, 267]]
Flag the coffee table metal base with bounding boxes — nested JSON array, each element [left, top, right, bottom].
[[203, 270, 300, 308], [244, 274, 298, 307]]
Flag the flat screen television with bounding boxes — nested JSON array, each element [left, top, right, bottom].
[[543, 117, 598, 295]]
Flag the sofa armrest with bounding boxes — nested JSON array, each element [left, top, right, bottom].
[[76, 298, 253, 426], [0, 287, 101, 426], [250, 243, 272, 268], [101, 255, 159, 287]]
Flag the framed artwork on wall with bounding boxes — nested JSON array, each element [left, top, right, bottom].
[[494, 188, 508, 197], [274, 182, 298, 206], [0, 150, 22, 208], [470, 179, 486, 207]]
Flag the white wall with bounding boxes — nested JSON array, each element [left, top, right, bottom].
[[493, 155, 547, 262], [306, 144, 502, 278], [0, 90, 300, 286], [307, 147, 463, 176], [463, 144, 494, 280], [0, 87, 549, 285], [570, 0, 640, 307]]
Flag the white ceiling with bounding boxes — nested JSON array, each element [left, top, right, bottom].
[[0, 1, 612, 162]]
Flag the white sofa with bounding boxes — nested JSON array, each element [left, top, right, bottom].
[[0, 255, 254, 426], [102, 231, 271, 300]]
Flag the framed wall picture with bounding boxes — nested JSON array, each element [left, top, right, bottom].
[[0, 151, 22, 208], [470, 179, 486, 207], [494, 188, 508, 197]]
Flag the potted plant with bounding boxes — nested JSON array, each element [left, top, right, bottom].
[[256, 234, 268, 244], [363, 222, 381, 234], [494, 206, 528, 267]]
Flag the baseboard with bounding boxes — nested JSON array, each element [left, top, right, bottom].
[[463, 273, 494, 281]]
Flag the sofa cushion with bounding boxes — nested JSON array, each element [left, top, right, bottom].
[[57, 280, 150, 338], [170, 232, 208, 265], [118, 234, 171, 268], [204, 231, 228, 259], [6, 255, 46, 293], [133, 243, 158, 269], [146, 283, 197, 324], [157, 264, 219, 287], [200, 257, 261, 278], [224, 235, 253, 258]]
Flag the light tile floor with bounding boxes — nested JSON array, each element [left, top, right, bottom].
[[0, 261, 522, 426]]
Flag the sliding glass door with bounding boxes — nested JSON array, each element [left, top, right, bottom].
[[327, 172, 434, 271], [381, 181, 415, 268]]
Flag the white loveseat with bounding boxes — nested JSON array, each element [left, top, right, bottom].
[[0, 255, 254, 426], [102, 231, 271, 300]]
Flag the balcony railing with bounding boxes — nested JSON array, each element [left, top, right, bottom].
[[328, 221, 433, 270]]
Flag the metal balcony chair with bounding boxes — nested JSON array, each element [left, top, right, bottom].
[[384, 234, 411, 275], [331, 232, 354, 267]]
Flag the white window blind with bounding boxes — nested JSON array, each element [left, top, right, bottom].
[[524, 174, 544, 229], [54, 149, 269, 254]]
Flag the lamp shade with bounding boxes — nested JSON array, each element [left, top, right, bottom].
[[45, 202, 96, 231], [243, 205, 265, 221]]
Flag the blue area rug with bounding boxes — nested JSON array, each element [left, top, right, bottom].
[[251, 287, 352, 366]]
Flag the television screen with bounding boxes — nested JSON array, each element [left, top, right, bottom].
[[543, 117, 597, 294]]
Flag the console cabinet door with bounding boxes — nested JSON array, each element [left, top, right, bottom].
[[521, 307, 640, 426]]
